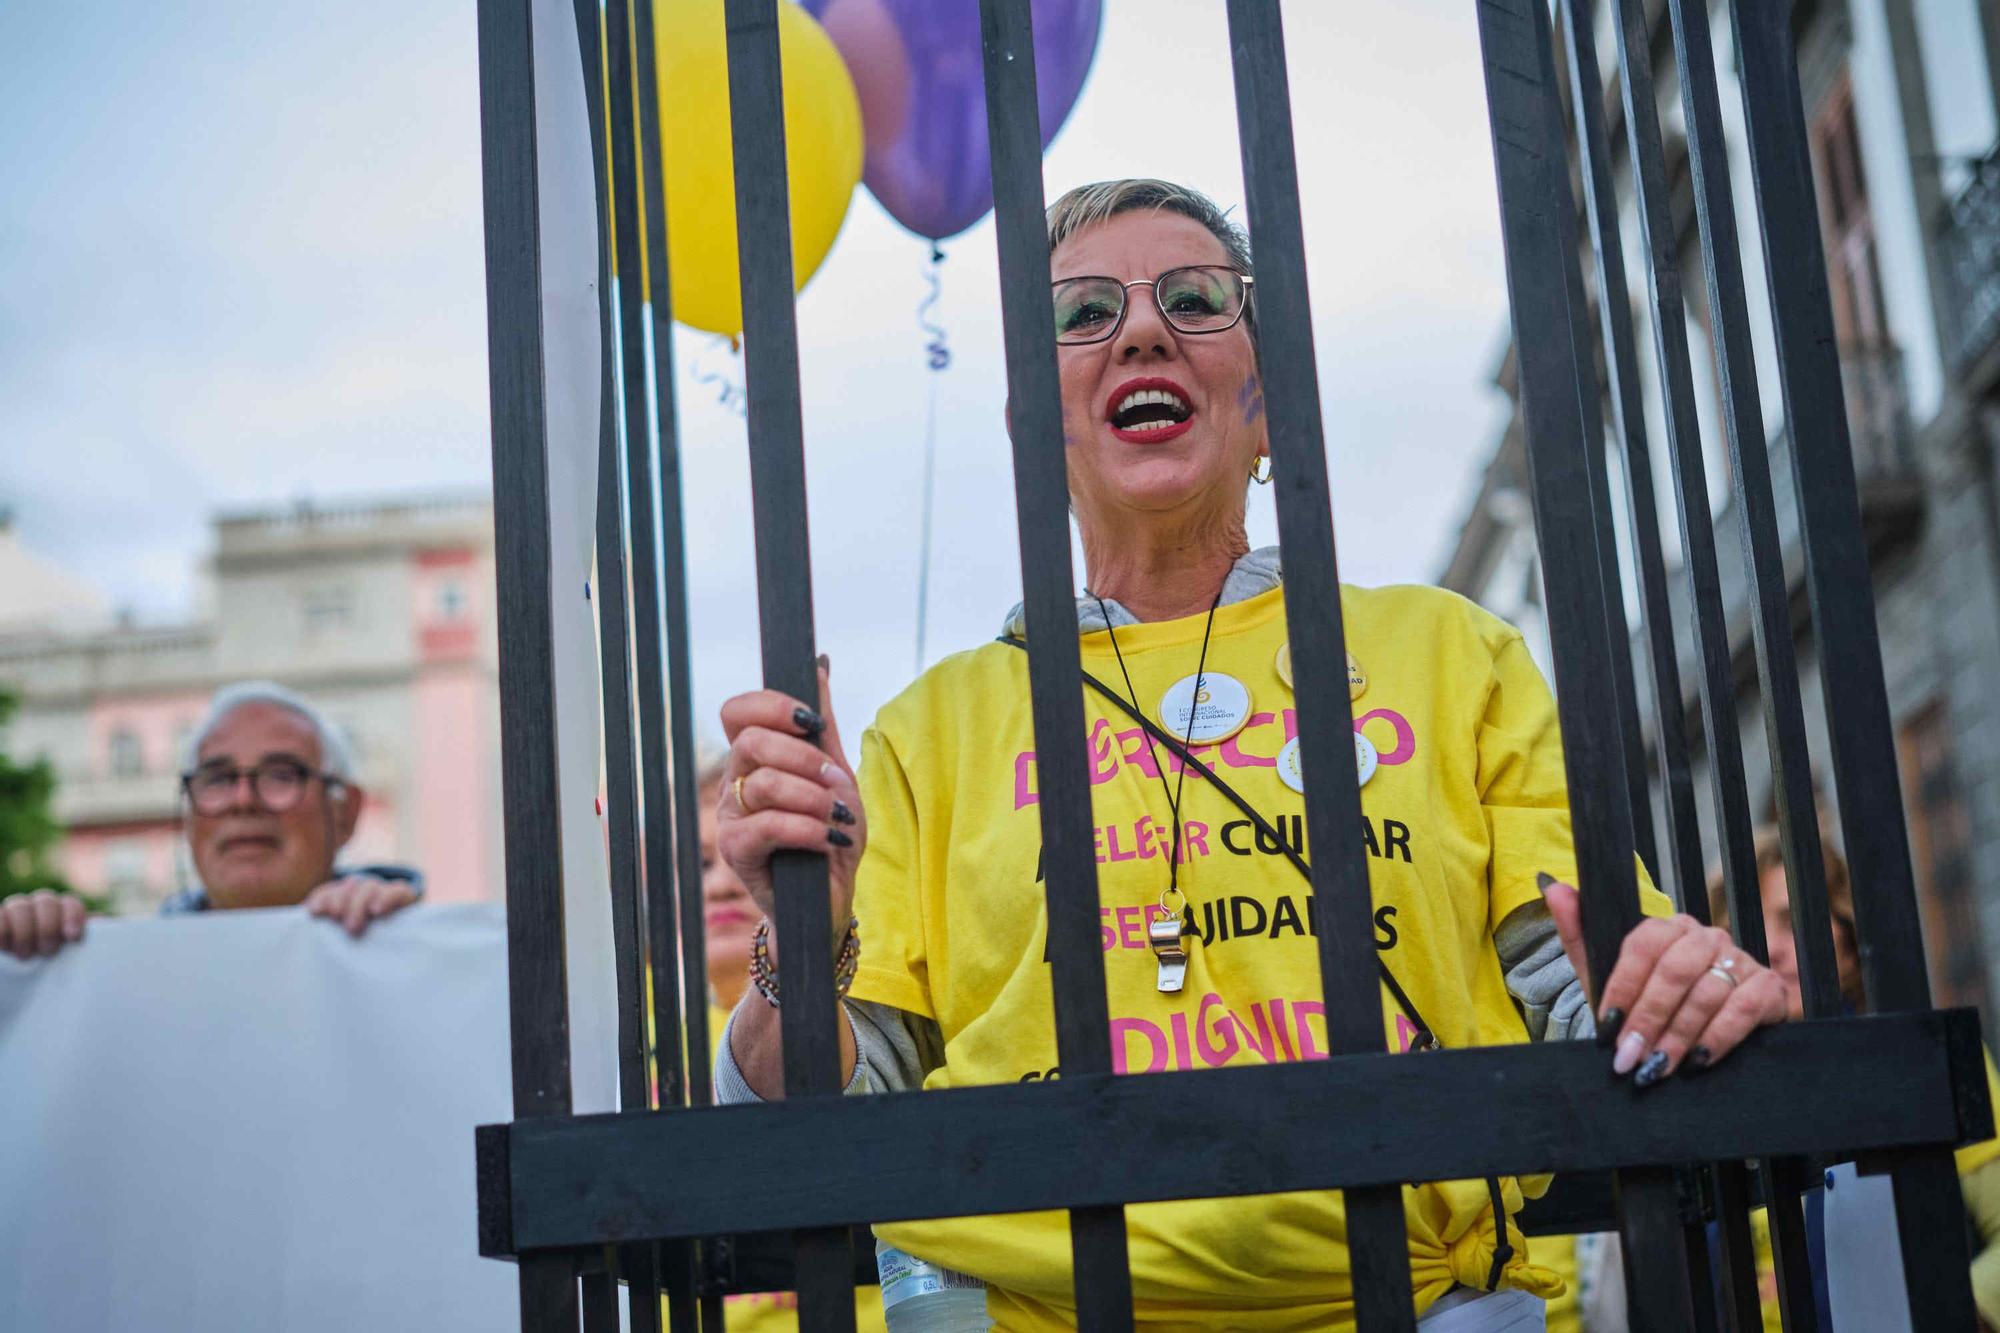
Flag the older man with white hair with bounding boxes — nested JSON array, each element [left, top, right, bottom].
[[0, 681, 421, 959]]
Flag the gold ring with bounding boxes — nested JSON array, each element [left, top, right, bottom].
[[733, 773, 750, 813]]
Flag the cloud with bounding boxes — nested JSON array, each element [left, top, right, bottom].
[[0, 0, 1515, 748]]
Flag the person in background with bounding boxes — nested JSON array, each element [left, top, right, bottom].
[[0, 680, 421, 959], [677, 753, 888, 1333], [1703, 825, 2000, 1333]]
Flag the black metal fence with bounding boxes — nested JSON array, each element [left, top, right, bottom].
[[471, 0, 1993, 1329]]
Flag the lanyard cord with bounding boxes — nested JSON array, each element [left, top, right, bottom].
[[1000, 634, 1437, 1048], [1092, 586, 1224, 910], [999, 632, 1518, 1289]]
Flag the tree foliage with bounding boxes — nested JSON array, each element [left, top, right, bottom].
[[0, 686, 74, 901]]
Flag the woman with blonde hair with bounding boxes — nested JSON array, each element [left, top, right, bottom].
[[713, 178, 1791, 1330]]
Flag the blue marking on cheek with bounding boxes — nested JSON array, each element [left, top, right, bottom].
[[1238, 375, 1265, 425]]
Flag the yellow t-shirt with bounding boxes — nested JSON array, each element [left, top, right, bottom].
[[679, 1005, 890, 1333], [853, 584, 1670, 1331]]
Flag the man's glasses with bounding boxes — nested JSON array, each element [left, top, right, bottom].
[[1051, 265, 1254, 345], [181, 759, 338, 816]]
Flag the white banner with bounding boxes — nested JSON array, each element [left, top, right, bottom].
[[0, 907, 516, 1332], [532, 0, 621, 1118]]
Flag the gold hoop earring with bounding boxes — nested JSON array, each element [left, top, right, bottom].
[[1251, 456, 1273, 485]]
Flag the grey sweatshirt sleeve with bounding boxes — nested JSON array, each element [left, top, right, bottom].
[[1494, 900, 1598, 1042], [713, 996, 944, 1103]]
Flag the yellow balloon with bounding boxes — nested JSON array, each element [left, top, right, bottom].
[[654, 0, 862, 336]]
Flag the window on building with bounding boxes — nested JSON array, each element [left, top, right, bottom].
[[435, 579, 468, 621], [1899, 702, 1992, 1023], [1811, 68, 1908, 476], [107, 728, 144, 778], [302, 586, 355, 634], [1810, 70, 1887, 347]]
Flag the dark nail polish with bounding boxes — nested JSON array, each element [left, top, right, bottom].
[[1596, 1007, 1626, 1048], [817, 652, 831, 672], [1536, 871, 1555, 891], [793, 705, 825, 736], [831, 800, 856, 825], [826, 827, 854, 848], [1633, 1050, 1672, 1089], [1684, 1045, 1713, 1074]]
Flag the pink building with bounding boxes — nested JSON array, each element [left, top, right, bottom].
[[0, 494, 502, 913]]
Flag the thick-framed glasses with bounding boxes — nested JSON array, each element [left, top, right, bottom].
[[181, 759, 337, 816], [1051, 265, 1254, 345]]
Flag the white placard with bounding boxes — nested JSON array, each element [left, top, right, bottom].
[[0, 908, 516, 1332]]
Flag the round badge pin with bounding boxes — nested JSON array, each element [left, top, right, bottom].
[[1277, 736, 1306, 793], [1159, 671, 1252, 744], [1276, 733, 1379, 795], [1347, 651, 1367, 701], [1275, 642, 1293, 689]]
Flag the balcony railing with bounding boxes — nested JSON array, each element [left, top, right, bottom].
[[1940, 145, 2000, 373], [1839, 341, 1915, 482]]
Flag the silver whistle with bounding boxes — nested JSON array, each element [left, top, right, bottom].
[[1149, 914, 1188, 994]]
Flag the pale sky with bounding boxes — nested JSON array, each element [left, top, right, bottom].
[[0, 0, 1515, 749]]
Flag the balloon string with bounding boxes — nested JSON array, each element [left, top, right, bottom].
[[919, 244, 952, 371], [913, 246, 948, 674], [692, 333, 746, 417]]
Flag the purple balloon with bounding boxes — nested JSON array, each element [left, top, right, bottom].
[[805, 0, 1103, 241]]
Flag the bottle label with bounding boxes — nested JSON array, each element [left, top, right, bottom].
[[876, 1245, 984, 1310]]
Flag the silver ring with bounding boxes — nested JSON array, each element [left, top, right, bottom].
[[1706, 956, 1741, 990]]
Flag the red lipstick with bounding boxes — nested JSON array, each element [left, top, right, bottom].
[[1103, 376, 1196, 444]]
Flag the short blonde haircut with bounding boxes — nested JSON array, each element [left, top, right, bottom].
[[1046, 179, 1256, 342]]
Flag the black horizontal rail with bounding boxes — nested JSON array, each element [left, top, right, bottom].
[[481, 1009, 1989, 1253]]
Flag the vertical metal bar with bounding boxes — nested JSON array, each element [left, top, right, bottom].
[[1472, 1, 1696, 1327], [1558, 0, 1706, 919], [1727, 1, 1976, 1323], [475, 0, 580, 1327], [1602, 0, 1770, 982], [1223, 5, 1416, 1328], [1663, 5, 1865, 1324], [606, 0, 686, 1121], [1475, 0, 1646, 1016], [1541, 8, 1661, 891], [630, 0, 711, 1123], [600, 4, 674, 1327], [976, 3, 1135, 1328], [1660, 0, 1841, 1019], [582, 1267, 620, 1332], [630, 0, 706, 1324], [1603, 1, 1792, 1323], [721, 2, 855, 1327], [1556, 5, 1751, 1326]]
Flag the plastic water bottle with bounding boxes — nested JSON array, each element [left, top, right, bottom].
[[874, 1239, 992, 1332]]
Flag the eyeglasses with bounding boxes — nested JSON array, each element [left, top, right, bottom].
[[1051, 265, 1254, 345], [181, 759, 339, 816]]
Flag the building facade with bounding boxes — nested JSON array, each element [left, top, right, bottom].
[[1440, 0, 2000, 1021], [0, 493, 502, 913]]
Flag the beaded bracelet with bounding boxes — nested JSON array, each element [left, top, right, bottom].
[[749, 916, 860, 1008]]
